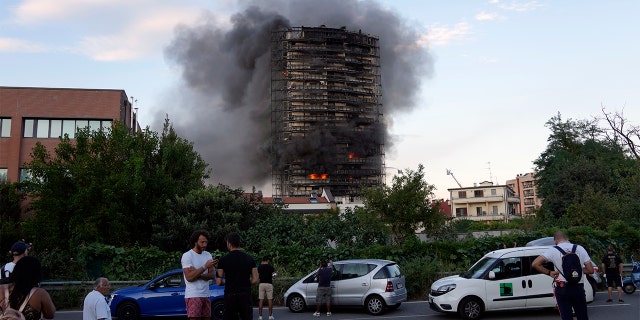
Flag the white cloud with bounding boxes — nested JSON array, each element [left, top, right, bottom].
[[475, 11, 502, 21], [75, 8, 203, 61], [497, 1, 543, 12], [0, 37, 47, 52], [418, 22, 473, 47], [11, 0, 130, 25]]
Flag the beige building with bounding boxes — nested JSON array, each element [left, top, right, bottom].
[[448, 181, 521, 223], [506, 172, 542, 215]]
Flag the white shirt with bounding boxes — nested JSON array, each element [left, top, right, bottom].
[[2, 262, 15, 279], [541, 241, 592, 283], [83, 290, 111, 320], [181, 249, 213, 298]]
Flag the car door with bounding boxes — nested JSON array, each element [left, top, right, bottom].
[[334, 263, 374, 306], [139, 272, 187, 316], [484, 257, 528, 311], [525, 257, 557, 308]]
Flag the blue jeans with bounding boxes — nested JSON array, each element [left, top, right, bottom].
[[554, 283, 588, 320]]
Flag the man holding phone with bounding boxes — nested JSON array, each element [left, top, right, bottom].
[[182, 230, 217, 320]]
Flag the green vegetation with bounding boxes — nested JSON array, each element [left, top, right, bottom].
[[1, 111, 638, 309]]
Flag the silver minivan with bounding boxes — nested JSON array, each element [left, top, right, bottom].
[[284, 259, 407, 315]]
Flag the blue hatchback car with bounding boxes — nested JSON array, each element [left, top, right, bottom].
[[109, 269, 225, 320]]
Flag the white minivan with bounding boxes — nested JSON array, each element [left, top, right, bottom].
[[428, 246, 594, 320]]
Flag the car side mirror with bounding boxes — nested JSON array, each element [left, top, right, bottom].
[[488, 271, 496, 279]]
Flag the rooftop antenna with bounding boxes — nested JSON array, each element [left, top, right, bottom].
[[486, 161, 494, 184]]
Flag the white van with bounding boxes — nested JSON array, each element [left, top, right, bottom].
[[428, 246, 594, 320]]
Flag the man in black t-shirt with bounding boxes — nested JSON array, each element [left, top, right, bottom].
[[257, 256, 275, 320], [601, 245, 624, 303], [216, 232, 259, 320]]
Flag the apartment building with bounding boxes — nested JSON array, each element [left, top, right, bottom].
[[506, 172, 542, 215], [448, 181, 521, 223], [0, 86, 138, 182]]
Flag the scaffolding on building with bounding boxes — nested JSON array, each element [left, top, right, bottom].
[[271, 26, 385, 198]]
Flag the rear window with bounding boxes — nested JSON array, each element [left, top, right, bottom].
[[373, 264, 402, 279]]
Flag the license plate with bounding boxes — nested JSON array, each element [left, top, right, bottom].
[[396, 283, 404, 289], [429, 296, 433, 303]]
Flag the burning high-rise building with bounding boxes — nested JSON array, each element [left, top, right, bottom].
[[270, 26, 384, 198]]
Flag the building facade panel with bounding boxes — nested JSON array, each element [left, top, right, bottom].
[[0, 87, 134, 182]]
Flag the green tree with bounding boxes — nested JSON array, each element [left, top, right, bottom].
[[156, 185, 280, 252], [0, 181, 26, 247], [534, 113, 640, 228], [23, 118, 209, 250], [361, 164, 446, 244]]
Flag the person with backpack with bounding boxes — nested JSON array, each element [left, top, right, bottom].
[[1, 242, 30, 284], [532, 231, 594, 320]]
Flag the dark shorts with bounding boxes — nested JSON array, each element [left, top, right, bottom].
[[185, 297, 211, 318], [606, 274, 623, 287], [316, 287, 332, 304]]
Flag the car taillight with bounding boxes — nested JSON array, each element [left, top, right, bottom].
[[386, 281, 394, 292]]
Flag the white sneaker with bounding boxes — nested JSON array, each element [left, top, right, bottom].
[[313, 312, 321, 316], [326, 312, 331, 316], [269, 316, 275, 320], [258, 316, 262, 320]]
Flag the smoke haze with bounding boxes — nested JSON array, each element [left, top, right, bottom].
[[162, 0, 433, 192]]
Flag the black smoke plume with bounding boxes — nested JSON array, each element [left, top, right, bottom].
[[162, 0, 432, 191]]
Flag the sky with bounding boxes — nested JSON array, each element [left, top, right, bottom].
[[1, 0, 638, 199]]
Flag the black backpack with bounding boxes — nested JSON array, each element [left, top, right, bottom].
[[554, 244, 582, 285]]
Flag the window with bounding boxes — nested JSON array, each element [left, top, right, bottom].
[[492, 206, 499, 214], [19, 169, 31, 182], [62, 120, 75, 138], [36, 119, 49, 138], [0, 168, 7, 181], [476, 207, 484, 216], [50, 120, 62, 138], [24, 119, 34, 137], [491, 189, 497, 195], [458, 191, 467, 198], [456, 208, 467, 216], [474, 190, 484, 197], [23, 118, 113, 138], [0, 118, 11, 137]]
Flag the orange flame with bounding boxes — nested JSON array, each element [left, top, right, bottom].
[[309, 173, 328, 180]]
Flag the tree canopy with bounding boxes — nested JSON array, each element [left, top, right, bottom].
[[534, 112, 640, 229], [23, 118, 210, 250], [361, 164, 446, 244]]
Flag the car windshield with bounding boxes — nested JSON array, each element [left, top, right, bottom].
[[460, 257, 498, 279]]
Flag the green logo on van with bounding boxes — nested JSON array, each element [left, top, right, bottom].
[[500, 283, 513, 296]]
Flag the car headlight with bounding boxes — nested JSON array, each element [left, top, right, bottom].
[[436, 283, 456, 294]]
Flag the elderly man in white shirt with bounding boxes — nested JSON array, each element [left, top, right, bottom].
[[83, 277, 112, 320]]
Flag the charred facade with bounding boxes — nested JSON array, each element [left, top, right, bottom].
[[271, 26, 384, 198]]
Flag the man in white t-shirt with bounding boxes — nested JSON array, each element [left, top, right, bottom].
[[532, 231, 594, 320], [182, 230, 217, 320], [83, 277, 111, 320]]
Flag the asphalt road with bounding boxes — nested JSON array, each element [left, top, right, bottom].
[[56, 291, 639, 320]]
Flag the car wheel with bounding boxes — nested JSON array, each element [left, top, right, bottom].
[[365, 295, 387, 315], [211, 300, 224, 320], [116, 301, 140, 320], [287, 294, 306, 313], [623, 283, 636, 294], [458, 297, 483, 320]]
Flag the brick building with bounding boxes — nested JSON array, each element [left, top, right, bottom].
[[0, 86, 138, 182]]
